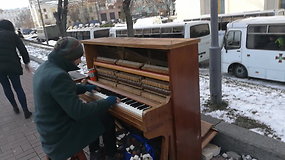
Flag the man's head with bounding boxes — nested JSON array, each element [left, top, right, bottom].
[[0, 19, 15, 31], [53, 37, 84, 65]]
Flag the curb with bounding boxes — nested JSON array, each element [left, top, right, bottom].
[[202, 114, 285, 160]]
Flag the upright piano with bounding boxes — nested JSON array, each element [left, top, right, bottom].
[[79, 37, 204, 160]]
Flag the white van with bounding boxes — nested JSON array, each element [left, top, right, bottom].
[[109, 21, 211, 63], [222, 16, 285, 82]]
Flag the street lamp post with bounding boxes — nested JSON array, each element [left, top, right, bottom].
[[37, 0, 49, 45], [209, 0, 222, 104]]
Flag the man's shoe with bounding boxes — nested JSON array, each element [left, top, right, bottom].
[[24, 111, 32, 119], [13, 106, 20, 114]]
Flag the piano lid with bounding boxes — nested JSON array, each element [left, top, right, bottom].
[[81, 37, 200, 50]]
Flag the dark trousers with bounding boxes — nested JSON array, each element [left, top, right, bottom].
[[89, 112, 116, 157], [0, 74, 29, 111]]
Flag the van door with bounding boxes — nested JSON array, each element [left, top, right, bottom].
[[221, 30, 242, 73]]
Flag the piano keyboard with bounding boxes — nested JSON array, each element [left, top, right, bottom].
[[89, 89, 152, 117]]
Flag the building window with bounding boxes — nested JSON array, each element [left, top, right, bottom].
[[110, 12, 115, 19], [101, 13, 107, 21], [280, 0, 285, 8], [43, 8, 46, 12], [118, 12, 121, 18]]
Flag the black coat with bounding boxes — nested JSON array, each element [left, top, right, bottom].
[[0, 28, 30, 75]]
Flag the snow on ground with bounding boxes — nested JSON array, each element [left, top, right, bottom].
[[26, 44, 285, 142], [200, 73, 285, 141]]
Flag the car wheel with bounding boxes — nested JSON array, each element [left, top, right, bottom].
[[234, 64, 248, 78]]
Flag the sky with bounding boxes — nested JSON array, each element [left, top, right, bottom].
[[0, 0, 29, 10]]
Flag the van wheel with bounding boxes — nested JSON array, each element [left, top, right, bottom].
[[234, 65, 248, 78]]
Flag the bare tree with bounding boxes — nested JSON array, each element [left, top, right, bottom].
[[14, 10, 34, 29], [54, 0, 68, 37], [123, 0, 134, 37], [69, 8, 80, 24]]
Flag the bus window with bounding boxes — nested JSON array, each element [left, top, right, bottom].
[[151, 28, 160, 34], [116, 30, 127, 37], [161, 27, 172, 34], [190, 24, 210, 38], [83, 31, 90, 40], [94, 29, 109, 38], [225, 30, 241, 49], [77, 32, 83, 40], [173, 26, 183, 33], [135, 29, 143, 36], [143, 28, 151, 35]]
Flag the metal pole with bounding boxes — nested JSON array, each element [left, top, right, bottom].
[[37, 0, 49, 45], [209, 0, 222, 104]]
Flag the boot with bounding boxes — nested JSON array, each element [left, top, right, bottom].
[[90, 149, 104, 160], [24, 110, 32, 119], [12, 104, 20, 114]]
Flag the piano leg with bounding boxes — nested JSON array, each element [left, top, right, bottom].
[[160, 135, 170, 160]]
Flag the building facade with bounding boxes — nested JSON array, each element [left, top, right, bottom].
[[29, 0, 122, 28], [176, 0, 285, 21]]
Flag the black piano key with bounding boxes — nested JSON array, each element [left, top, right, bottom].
[[137, 104, 147, 110], [121, 98, 131, 103], [131, 102, 143, 108], [128, 101, 138, 106], [143, 106, 152, 111], [125, 100, 136, 104], [117, 95, 126, 99]]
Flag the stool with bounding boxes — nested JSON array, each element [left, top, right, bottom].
[[45, 150, 87, 160]]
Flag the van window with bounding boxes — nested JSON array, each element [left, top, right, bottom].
[[268, 25, 285, 33], [248, 25, 267, 33], [190, 24, 210, 38], [225, 30, 241, 49], [247, 24, 285, 50]]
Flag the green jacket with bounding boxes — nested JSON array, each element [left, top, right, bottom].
[[33, 50, 113, 160]]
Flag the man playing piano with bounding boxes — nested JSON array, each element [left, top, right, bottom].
[[33, 37, 120, 160]]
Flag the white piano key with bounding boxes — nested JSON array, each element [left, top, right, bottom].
[[92, 91, 143, 116]]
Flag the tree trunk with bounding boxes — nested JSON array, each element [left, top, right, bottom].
[[54, 0, 68, 37], [62, 0, 68, 36], [123, 0, 134, 37]]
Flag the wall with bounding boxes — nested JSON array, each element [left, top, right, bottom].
[[175, 0, 201, 21], [225, 0, 264, 14]]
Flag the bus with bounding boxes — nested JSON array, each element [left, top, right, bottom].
[[221, 16, 285, 82], [184, 9, 285, 30], [109, 21, 213, 63], [66, 27, 110, 40]]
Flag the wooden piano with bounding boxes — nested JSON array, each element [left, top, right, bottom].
[[79, 37, 216, 160]]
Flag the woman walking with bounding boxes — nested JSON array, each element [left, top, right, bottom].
[[0, 19, 32, 119]]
